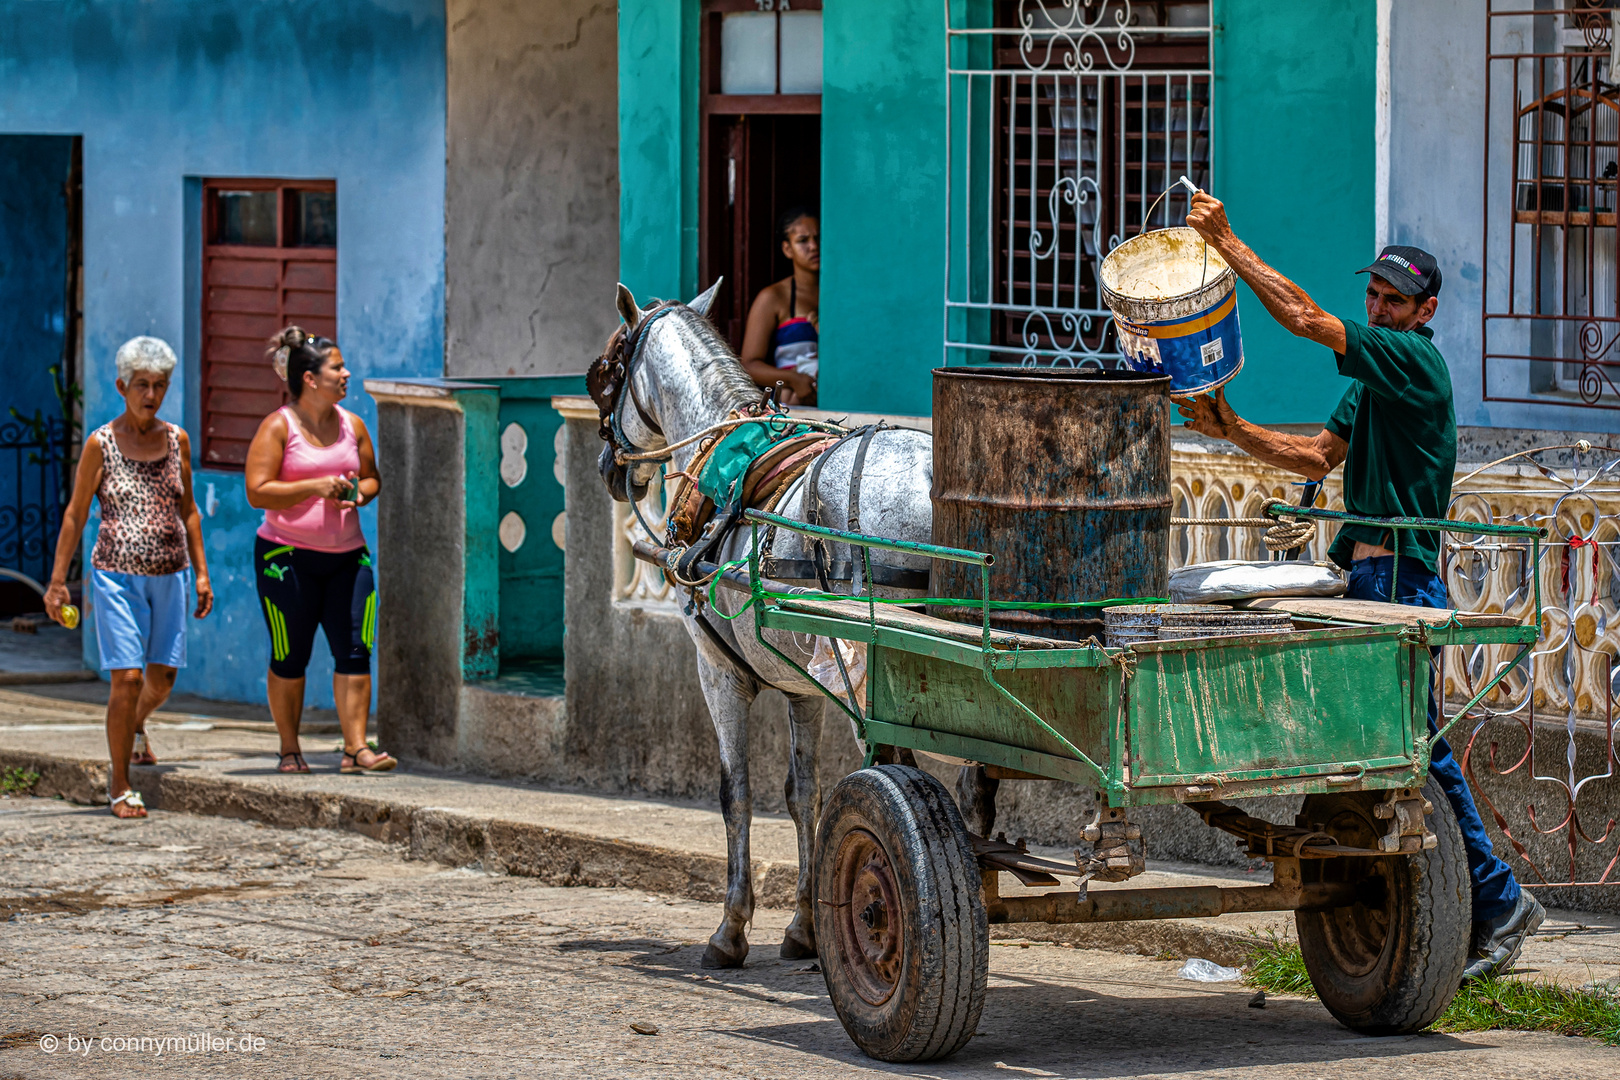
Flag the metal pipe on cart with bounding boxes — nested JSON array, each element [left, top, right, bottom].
[[630, 540, 815, 599], [984, 858, 1363, 926]]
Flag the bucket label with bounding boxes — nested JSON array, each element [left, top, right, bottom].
[[1112, 293, 1243, 395]]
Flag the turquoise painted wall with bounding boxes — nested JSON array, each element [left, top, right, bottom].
[[490, 376, 584, 661], [615, 0, 1377, 425], [819, 1, 950, 417], [618, 0, 699, 304], [1213, 0, 1376, 425]]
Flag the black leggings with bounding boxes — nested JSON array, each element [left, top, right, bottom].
[[254, 536, 375, 679]]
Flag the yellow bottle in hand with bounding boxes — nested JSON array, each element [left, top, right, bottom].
[[59, 604, 80, 630]]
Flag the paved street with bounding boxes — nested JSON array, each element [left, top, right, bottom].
[[2, 798, 1616, 1079]]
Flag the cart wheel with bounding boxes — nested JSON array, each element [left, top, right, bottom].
[[1295, 777, 1470, 1034], [813, 765, 988, 1063]]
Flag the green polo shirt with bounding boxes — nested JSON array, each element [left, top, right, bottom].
[[1323, 319, 1457, 573]]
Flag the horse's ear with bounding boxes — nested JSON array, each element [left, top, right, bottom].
[[616, 283, 642, 332], [689, 278, 723, 319]]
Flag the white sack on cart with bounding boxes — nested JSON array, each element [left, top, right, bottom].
[[809, 637, 867, 707], [1170, 560, 1347, 605]]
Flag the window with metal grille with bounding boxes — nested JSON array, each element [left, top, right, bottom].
[[946, 1, 1212, 366], [1484, 1, 1620, 408], [200, 179, 336, 467]]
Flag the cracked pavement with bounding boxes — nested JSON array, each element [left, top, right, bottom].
[[2, 796, 1617, 1079]]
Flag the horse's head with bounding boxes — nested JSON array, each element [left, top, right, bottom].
[[587, 280, 723, 503]]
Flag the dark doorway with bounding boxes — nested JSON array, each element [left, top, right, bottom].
[[703, 113, 820, 348], [0, 134, 81, 612], [698, 0, 823, 350]]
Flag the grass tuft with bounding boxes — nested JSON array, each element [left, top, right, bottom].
[[1244, 937, 1620, 1046], [1, 767, 40, 796]]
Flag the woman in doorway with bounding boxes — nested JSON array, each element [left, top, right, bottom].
[[244, 327, 393, 775], [44, 336, 214, 819], [739, 206, 819, 407]]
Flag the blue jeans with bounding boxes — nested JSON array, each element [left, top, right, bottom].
[[1346, 556, 1520, 921]]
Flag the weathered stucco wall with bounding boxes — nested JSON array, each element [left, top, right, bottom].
[[446, 0, 621, 377]]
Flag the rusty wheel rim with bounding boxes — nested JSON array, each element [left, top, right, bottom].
[[831, 827, 904, 1006], [1315, 805, 1393, 977]]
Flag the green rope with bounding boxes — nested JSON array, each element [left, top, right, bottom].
[[708, 558, 756, 620], [758, 589, 1169, 611]]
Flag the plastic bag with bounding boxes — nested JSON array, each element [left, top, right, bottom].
[[809, 637, 867, 707], [1169, 560, 1346, 605], [1177, 957, 1242, 982]]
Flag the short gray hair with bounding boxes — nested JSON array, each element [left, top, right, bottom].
[[115, 337, 178, 383]]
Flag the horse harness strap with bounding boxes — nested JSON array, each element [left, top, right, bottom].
[[667, 420, 840, 582], [805, 425, 883, 592]]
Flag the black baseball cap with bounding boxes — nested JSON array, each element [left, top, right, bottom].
[[1358, 245, 1442, 299]]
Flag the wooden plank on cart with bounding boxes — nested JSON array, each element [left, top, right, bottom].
[[1233, 596, 1520, 628], [771, 597, 1064, 649]]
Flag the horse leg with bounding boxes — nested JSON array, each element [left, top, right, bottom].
[[956, 765, 1000, 838], [696, 654, 758, 969], [780, 693, 824, 960]]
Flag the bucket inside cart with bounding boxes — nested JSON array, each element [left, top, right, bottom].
[[1100, 226, 1244, 396]]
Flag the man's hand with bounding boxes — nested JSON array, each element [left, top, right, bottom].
[[193, 577, 214, 619], [1185, 191, 1234, 249], [1172, 387, 1240, 441]]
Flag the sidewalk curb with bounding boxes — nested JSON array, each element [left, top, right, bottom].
[[0, 747, 1266, 967]]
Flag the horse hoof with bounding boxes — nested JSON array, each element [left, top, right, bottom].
[[701, 936, 748, 969], [779, 932, 817, 961]]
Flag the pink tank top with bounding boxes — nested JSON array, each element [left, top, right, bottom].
[[257, 405, 366, 553]]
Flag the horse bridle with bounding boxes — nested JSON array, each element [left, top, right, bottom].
[[588, 301, 683, 463]]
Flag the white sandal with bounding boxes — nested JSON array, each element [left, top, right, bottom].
[[109, 789, 147, 817]]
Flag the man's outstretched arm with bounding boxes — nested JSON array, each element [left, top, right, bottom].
[[1174, 388, 1348, 482], [1186, 192, 1347, 355]]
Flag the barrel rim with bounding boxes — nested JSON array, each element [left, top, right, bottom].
[[931, 365, 1172, 388]]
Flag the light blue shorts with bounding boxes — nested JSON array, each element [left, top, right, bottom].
[[90, 567, 190, 671]]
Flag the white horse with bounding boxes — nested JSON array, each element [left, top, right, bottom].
[[588, 282, 941, 967]]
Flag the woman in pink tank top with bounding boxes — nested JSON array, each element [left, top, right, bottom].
[[245, 326, 394, 775]]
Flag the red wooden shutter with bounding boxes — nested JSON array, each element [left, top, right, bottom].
[[200, 180, 336, 468]]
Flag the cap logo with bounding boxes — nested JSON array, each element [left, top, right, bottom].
[[1378, 252, 1425, 280]]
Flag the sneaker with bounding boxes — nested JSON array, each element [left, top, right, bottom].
[[1462, 890, 1545, 982]]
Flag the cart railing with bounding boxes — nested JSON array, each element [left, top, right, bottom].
[[738, 505, 1549, 784], [739, 508, 1155, 780], [1259, 504, 1549, 745]]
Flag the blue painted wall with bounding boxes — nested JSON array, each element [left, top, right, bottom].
[[0, 0, 447, 706]]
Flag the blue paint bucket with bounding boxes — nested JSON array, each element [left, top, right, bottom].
[[1100, 227, 1244, 396]]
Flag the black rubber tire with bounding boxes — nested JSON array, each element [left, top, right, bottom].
[[1295, 777, 1471, 1035], [813, 765, 988, 1063]]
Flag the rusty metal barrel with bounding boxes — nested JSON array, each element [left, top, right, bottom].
[[929, 367, 1172, 641]]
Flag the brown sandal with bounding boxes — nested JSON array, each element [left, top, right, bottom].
[[340, 746, 396, 774], [277, 752, 310, 774]]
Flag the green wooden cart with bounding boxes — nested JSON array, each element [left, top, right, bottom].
[[734, 506, 1545, 1063]]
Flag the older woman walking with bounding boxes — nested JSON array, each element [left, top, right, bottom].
[[44, 337, 214, 819], [244, 326, 393, 774]]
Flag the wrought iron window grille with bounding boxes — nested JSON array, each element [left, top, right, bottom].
[[1484, 0, 1620, 409], [945, 0, 1213, 367]]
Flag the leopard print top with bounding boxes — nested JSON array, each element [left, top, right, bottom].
[[91, 422, 190, 576]]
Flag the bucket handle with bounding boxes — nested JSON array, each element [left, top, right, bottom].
[[1140, 175, 1210, 292]]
